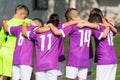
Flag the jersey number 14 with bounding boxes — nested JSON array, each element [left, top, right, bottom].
[[79, 30, 91, 47]]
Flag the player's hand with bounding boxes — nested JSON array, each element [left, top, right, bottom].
[[2, 19, 8, 26], [101, 23, 111, 28], [47, 23, 54, 28], [76, 22, 85, 28], [106, 18, 114, 23]]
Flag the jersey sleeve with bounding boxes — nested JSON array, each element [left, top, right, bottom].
[[0, 27, 7, 44], [108, 22, 116, 36], [92, 24, 104, 40], [59, 24, 75, 37], [58, 22, 65, 29], [27, 31, 37, 40], [8, 26, 20, 36]]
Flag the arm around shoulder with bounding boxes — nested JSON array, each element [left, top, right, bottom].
[[22, 23, 28, 37], [49, 23, 62, 36]]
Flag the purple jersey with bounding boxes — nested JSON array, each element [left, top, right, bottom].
[[94, 24, 118, 65], [60, 23, 103, 67], [28, 30, 60, 72], [8, 25, 36, 65], [58, 22, 66, 62]]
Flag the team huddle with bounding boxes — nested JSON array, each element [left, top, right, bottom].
[[0, 4, 118, 80]]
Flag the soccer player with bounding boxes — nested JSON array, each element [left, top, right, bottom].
[[47, 14, 65, 80], [89, 8, 117, 33], [49, 8, 110, 80], [85, 8, 118, 80], [22, 13, 61, 80], [30, 18, 44, 80], [88, 8, 118, 80], [2, 19, 39, 80], [0, 4, 30, 80]]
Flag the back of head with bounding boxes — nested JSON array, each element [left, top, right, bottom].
[[33, 18, 43, 27], [89, 8, 104, 18], [15, 4, 29, 17], [88, 13, 103, 23], [65, 8, 80, 21], [47, 13, 59, 27]]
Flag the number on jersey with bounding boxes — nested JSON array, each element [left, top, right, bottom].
[[108, 31, 114, 46], [18, 33, 24, 46], [40, 34, 52, 51], [79, 30, 91, 47]]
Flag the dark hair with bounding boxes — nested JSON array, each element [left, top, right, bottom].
[[47, 13, 59, 27], [15, 4, 29, 16], [65, 8, 80, 21], [89, 8, 104, 18], [33, 18, 44, 26], [88, 13, 103, 23]]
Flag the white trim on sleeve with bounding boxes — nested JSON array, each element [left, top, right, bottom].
[[109, 22, 114, 26], [27, 31, 31, 40], [62, 24, 65, 28], [60, 29, 65, 37], [33, 27, 39, 32], [97, 24, 100, 30], [8, 27, 12, 35], [98, 32, 103, 40]]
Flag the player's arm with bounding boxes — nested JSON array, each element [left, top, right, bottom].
[[49, 23, 62, 36], [34, 20, 82, 33], [102, 26, 110, 38], [76, 22, 99, 29], [93, 24, 110, 40], [22, 23, 28, 37], [2, 20, 9, 32], [34, 24, 50, 33], [0, 26, 7, 45], [108, 22, 117, 33], [64, 20, 86, 27], [104, 18, 117, 33]]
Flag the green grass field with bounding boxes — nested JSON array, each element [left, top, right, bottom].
[[63, 33, 120, 80]]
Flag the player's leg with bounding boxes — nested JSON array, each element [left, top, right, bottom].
[[20, 65, 32, 80], [31, 72, 35, 80], [46, 69, 58, 80], [77, 67, 88, 80], [12, 65, 20, 80], [57, 61, 64, 80], [35, 71, 46, 80], [66, 66, 78, 80], [87, 59, 93, 80]]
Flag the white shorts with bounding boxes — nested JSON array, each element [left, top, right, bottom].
[[88, 58, 93, 72], [66, 66, 88, 79], [35, 69, 58, 80], [57, 61, 64, 76], [96, 64, 117, 80], [12, 65, 32, 80]]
